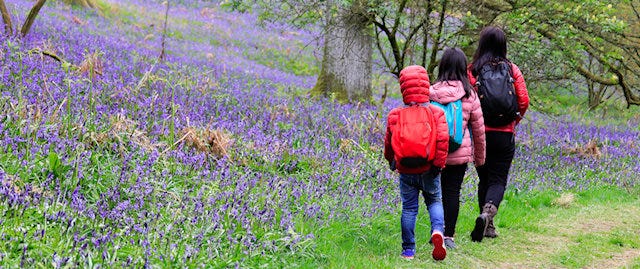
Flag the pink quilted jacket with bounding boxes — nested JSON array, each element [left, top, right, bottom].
[[429, 81, 486, 166]]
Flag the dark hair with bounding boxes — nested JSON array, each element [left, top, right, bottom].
[[437, 47, 473, 98], [471, 26, 508, 76]]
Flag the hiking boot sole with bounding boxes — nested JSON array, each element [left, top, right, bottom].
[[484, 223, 498, 238], [400, 255, 414, 260], [471, 215, 487, 242], [431, 233, 446, 261]]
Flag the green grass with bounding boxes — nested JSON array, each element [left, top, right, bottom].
[[302, 185, 640, 268], [529, 85, 640, 126], [245, 47, 319, 76]]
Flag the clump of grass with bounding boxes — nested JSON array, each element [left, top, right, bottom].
[[17, 103, 43, 123], [2, 173, 51, 200], [338, 138, 353, 153], [179, 126, 233, 158], [271, 104, 294, 121], [563, 139, 602, 158], [87, 114, 162, 152], [552, 192, 575, 208], [78, 51, 104, 79]]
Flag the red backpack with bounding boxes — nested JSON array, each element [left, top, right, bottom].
[[391, 103, 437, 168]]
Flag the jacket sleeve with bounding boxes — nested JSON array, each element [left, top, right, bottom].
[[469, 93, 486, 166], [383, 110, 397, 165], [431, 107, 449, 168], [467, 68, 478, 92], [511, 63, 529, 124]]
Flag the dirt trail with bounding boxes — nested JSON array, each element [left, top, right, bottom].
[[494, 199, 640, 269]]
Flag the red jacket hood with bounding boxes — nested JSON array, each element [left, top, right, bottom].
[[399, 65, 430, 104], [429, 81, 466, 104]]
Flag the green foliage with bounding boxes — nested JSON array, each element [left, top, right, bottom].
[[47, 152, 68, 179], [530, 84, 640, 126], [503, 0, 640, 109], [530, 86, 584, 115], [220, 0, 253, 13]]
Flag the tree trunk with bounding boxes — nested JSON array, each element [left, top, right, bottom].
[[21, 0, 47, 37], [427, 0, 448, 75], [312, 2, 373, 103], [0, 0, 12, 36], [159, 0, 169, 61], [588, 81, 608, 110]]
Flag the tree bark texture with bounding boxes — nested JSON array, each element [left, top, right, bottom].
[[0, 0, 12, 35], [313, 3, 373, 103], [21, 0, 47, 37]]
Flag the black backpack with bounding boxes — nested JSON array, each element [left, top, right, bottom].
[[476, 61, 519, 127]]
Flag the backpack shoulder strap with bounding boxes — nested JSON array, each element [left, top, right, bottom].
[[497, 60, 515, 79]]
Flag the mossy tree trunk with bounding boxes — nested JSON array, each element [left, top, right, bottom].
[[312, 1, 372, 103]]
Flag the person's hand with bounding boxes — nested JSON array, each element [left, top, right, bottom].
[[431, 166, 442, 176], [389, 160, 397, 171], [436, 167, 442, 174]]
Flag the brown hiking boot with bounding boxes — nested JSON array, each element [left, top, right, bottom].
[[484, 219, 498, 238], [483, 203, 498, 237]]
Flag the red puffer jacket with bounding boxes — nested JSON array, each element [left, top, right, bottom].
[[467, 62, 529, 133], [384, 65, 449, 174]]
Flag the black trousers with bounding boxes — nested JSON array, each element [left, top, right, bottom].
[[475, 131, 515, 212], [441, 164, 467, 237]]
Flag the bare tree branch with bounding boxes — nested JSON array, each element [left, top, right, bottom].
[[631, 1, 640, 19], [390, 0, 408, 37], [612, 67, 640, 107], [0, 0, 12, 36], [21, 0, 47, 37], [420, 1, 433, 67], [372, 18, 402, 75], [374, 27, 394, 76], [427, 0, 449, 74]]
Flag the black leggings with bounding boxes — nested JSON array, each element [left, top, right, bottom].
[[441, 164, 467, 237], [476, 131, 515, 212]]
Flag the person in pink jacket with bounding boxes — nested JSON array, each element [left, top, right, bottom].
[[467, 26, 530, 242], [384, 65, 450, 261], [429, 48, 486, 249]]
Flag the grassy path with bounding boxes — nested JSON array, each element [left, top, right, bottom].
[[309, 186, 640, 268]]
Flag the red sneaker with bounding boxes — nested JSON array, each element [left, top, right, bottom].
[[431, 231, 447, 261]]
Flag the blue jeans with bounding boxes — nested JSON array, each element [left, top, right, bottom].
[[399, 170, 445, 250]]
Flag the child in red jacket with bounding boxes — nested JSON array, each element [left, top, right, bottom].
[[384, 65, 450, 261]]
